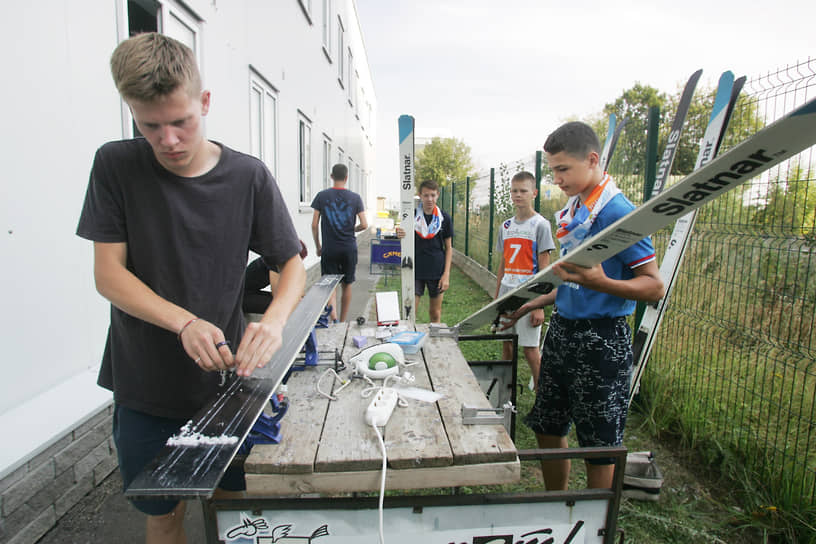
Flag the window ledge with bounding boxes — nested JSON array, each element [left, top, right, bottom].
[[322, 46, 333, 63]]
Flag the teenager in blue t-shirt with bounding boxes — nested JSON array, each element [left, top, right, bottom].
[[311, 163, 368, 322], [504, 121, 664, 491]]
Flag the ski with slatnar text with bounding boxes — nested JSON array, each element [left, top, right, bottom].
[[455, 95, 816, 334], [629, 72, 746, 405], [650, 69, 704, 198], [398, 115, 416, 322], [125, 275, 342, 500]]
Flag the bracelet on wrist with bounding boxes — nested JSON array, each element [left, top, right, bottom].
[[177, 317, 199, 341]]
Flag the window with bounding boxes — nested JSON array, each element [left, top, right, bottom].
[[321, 0, 332, 58], [297, 0, 313, 23], [360, 88, 366, 126], [164, 9, 197, 54], [337, 16, 344, 86], [337, 146, 344, 166], [322, 135, 332, 190], [347, 48, 353, 104], [354, 70, 360, 117], [298, 112, 312, 203], [249, 72, 278, 175]]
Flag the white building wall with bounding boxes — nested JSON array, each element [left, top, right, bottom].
[[0, 0, 376, 478]]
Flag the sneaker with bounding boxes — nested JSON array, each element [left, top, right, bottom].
[[623, 451, 663, 502], [622, 485, 661, 501]]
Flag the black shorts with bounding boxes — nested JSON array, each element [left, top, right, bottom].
[[415, 278, 442, 298], [321, 251, 357, 284], [113, 404, 245, 515], [524, 312, 632, 465]]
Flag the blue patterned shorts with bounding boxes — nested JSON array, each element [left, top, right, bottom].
[[524, 312, 632, 464]]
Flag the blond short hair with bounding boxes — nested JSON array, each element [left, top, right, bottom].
[[110, 32, 201, 102], [511, 171, 536, 188]]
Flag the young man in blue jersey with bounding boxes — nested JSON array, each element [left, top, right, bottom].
[[311, 163, 368, 322], [495, 171, 555, 390], [504, 122, 664, 490]]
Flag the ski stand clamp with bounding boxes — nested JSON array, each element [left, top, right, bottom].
[[461, 402, 515, 430], [429, 324, 458, 340]]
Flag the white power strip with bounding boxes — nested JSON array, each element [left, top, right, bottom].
[[365, 388, 398, 426]]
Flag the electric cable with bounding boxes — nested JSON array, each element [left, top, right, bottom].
[[315, 367, 351, 401], [372, 421, 387, 544]]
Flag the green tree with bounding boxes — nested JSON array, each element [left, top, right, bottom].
[[750, 163, 816, 239], [591, 77, 763, 191], [595, 83, 670, 178], [415, 137, 476, 188]]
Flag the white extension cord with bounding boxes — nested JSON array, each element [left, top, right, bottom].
[[365, 387, 399, 426], [365, 386, 399, 544]]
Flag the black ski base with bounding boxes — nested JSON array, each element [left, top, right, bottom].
[[125, 275, 341, 500]]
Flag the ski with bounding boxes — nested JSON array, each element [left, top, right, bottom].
[[599, 113, 617, 172], [125, 275, 342, 500], [629, 73, 746, 404], [599, 114, 629, 174], [651, 69, 703, 198], [456, 95, 816, 333], [398, 114, 416, 322]]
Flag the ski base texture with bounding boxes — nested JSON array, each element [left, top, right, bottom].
[[456, 96, 816, 333], [125, 275, 342, 500]]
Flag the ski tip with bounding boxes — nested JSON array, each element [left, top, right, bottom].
[[679, 69, 703, 99], [398, 115, 415, 143], [717, 70, 735, 88], [710, 72, 736, 116]]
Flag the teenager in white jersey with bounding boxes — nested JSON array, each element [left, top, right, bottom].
[[495, 171, 556, 389]]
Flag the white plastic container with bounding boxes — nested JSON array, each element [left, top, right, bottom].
[[388, 331, 427, 354]]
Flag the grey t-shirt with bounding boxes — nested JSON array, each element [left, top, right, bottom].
[[77, 139, 301, 419]]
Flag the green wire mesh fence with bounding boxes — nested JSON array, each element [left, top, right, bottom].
[[440, 58, 816, 514]]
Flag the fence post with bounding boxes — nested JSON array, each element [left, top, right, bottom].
[[643, 105, 660, 201], [465, 176, 470, 257], [450, 181, 456, 248], [535, 150, 542, 213], [634, 105, 661, 332], [488, 167, 495, 272]]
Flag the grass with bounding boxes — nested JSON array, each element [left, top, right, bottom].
[[374, 265, 784, 543]]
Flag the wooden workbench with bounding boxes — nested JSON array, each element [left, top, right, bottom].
[[243, 322, 519, 496]]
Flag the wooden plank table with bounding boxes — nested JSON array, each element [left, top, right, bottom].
[[244, 322, 519, 496]]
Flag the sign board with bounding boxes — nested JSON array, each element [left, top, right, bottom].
[[216, 499, 609, 543]]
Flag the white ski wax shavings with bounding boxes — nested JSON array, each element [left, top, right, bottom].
[[166, 421, 239, 446]]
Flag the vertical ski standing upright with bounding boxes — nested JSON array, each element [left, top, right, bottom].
[[398, 115, 416, 322], [629, 72, 746, 404]]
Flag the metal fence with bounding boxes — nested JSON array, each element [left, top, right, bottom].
[[440, 58, 816, 515]]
